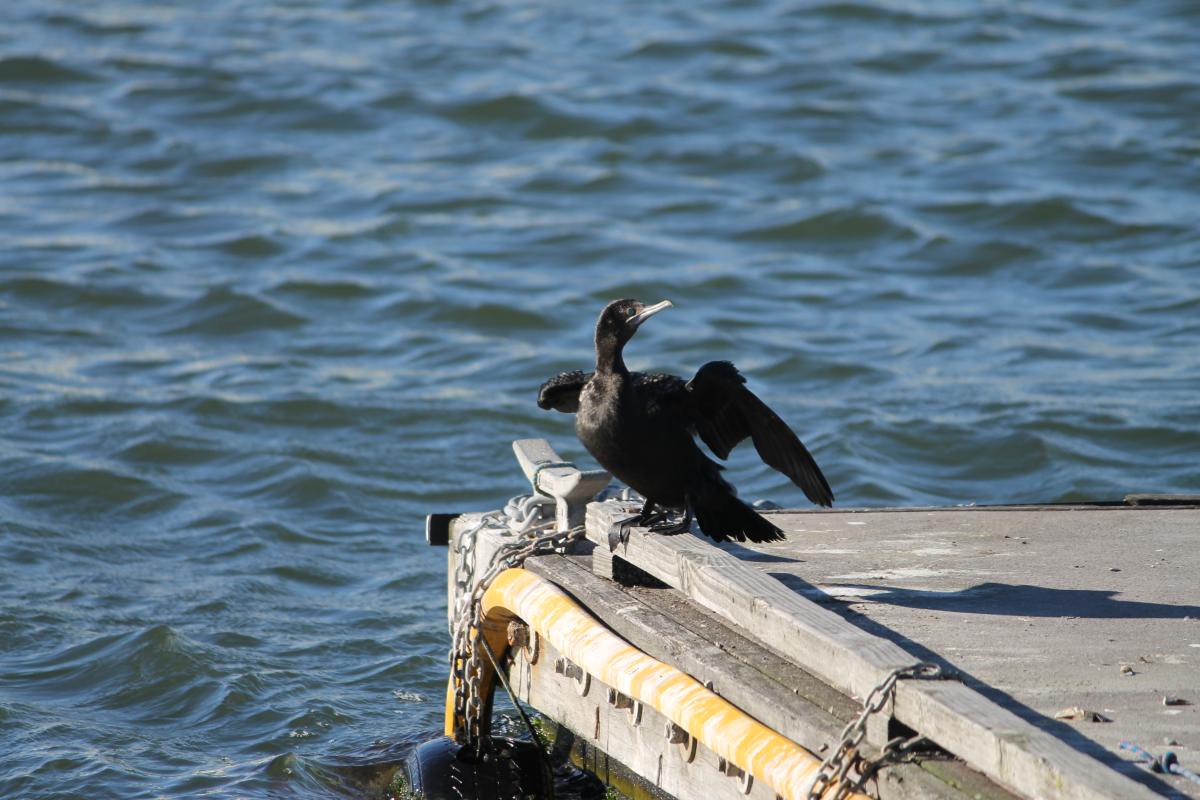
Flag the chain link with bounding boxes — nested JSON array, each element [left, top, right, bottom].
[[448, 496, 585, 751], [805, 662, 942, 800]]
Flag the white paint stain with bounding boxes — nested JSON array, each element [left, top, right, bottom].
[[793, 548, 860, 555], [802, 585, 887, 599], [831, 567, 955, 581]]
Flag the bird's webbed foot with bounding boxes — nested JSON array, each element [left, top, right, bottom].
[[617, 499, 670, 544], [635, 510, 668, 528], [648, 506, 693, 535], [631, 499, 668, 529]]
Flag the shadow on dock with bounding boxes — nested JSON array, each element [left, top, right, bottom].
[[774, 578, 1200, 620], [766, 571, 1190, 799]]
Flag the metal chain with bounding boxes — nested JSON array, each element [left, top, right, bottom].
[[448, 495, 584, 750], [448, 495, 557, 638], [806, 662, 942, 800]]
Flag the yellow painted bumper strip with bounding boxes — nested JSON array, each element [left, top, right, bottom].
[[465, 567, 871, 800]]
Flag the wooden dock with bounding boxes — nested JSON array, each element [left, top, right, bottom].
[[440, 441, 1199, 800], [728, 503, 1200, 795]]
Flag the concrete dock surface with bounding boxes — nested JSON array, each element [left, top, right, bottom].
[[739, 505, 1200, 798]]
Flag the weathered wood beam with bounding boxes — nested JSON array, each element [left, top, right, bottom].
[[586, 502, 918, 698], [450, 506, 1017, 799], [525, 553, 850, 756], [525, 552, 1021, 800], [585, 500, 1161, 800]]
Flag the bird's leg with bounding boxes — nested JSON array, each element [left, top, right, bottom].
[[634, 497, 668, 527], [648, 504, 693, 535], [620, 498, 666, 545]]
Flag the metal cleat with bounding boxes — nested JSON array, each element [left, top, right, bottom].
[[513, 439, 610, 532]]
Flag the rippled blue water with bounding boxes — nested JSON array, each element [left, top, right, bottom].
[[2, 1, 1198, 797]]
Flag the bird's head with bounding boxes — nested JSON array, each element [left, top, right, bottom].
[[594, 298, 673, 371]]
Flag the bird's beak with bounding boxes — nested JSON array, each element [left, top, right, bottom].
[[628, 300, 674, 329]]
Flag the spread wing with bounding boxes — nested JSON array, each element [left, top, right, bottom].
[[537, 370, 592, 413], [686, 361, 834, 507]]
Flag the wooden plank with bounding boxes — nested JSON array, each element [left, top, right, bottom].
[[590, 545, 666, 586], [453, 507, 1016, 799], [586, 500, 1162, 800], [891, 680, 1173, 800], [526, 553, 1020, 800], [525, 553, 850, 756], [747, 506, 1198, 800], [1123, 492, 1200, 507], [530, 716, 676, 800], [587, 502, 916, 699], [882, 761, 1021, 800], [590, 544, 615, 580]]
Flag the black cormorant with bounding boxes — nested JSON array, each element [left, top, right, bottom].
[[537, 299, 833, 542]]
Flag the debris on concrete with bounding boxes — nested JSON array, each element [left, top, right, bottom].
[[1055, 707, 1112, 723]]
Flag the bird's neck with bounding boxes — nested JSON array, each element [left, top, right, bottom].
[[594, 337, 629, 376]]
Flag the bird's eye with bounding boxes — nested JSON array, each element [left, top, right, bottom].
[[627, 308, 637, 318]]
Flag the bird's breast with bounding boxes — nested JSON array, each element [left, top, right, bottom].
[[575, 374, 697, 505], [575, 378, 621, 447]]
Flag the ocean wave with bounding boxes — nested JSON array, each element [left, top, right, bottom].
[[2, 458, 184, 521], [0, 55, 97, 83], [161, 287, 307, 337], [3, 625, 215, 709], [4, 1, 1199, 796], [735, 206, 919, 245], [919, 196, 1181, 241], [623, 36, 772, 61], [0, 275, 163, 309], [435, 92, 606, 139]]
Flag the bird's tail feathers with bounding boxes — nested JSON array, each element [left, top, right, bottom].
[[688, 471, 785, 543]]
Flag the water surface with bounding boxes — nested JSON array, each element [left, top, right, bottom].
[[1, 1, 1198, 797]]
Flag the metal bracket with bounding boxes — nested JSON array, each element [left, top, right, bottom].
[[604, 688, 646, 726], [717, 757, 752, 793], [554, 656, 591, 696], [507, 621, 539, 665], [665, 722, 697, 763]]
